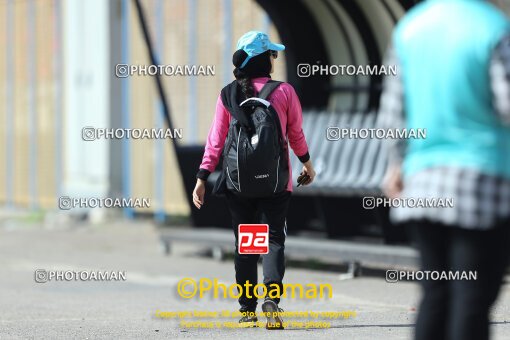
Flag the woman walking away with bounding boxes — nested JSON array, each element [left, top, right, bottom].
[[192, 31, 315, 330]]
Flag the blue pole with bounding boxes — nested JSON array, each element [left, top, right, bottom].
[[188, 0, 197, 143], [53, 0, 63, 200], [5, 0, 14, 207], [262, 12, 271, 33], [154, 0, 166, 223], [28, 0, 38, 209], [121, 0, 133, 219], [223, 0, 232, 86]]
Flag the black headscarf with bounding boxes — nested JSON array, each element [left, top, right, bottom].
[[233, 50, 272, 79], [232, 50, 271, 100]]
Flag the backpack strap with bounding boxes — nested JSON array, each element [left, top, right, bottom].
[[258, 81, 288, 157], [257, 80, 282, 100]]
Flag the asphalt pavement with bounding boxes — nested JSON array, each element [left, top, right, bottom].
[[1, 215, 509, 339]]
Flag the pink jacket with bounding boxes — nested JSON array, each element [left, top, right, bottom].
[[199, 77, 310, 192]]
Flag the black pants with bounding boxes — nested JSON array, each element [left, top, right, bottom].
[[225, 190, 291, 312], [409, 220, 510, 340]]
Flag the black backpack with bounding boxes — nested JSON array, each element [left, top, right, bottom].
[[220, 80, 289, 197]]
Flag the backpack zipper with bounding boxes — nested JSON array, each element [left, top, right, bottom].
[[273, 155, 280, 193], [237, 127, 242, 192], [226, 166, 240, 192]]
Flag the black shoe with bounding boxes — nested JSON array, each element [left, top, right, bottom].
[[238, 313, 258, 328], [261, 300, 284, 330]]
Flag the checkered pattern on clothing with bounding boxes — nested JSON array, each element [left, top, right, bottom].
[[491, 34, 510, 125], [390, 167, 510, 230], [377, 46, 406, 166], [379, 35, 510, 230]]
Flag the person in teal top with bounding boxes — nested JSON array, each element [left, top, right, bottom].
[[380, 0, 510, 339], [395, 0, 510, 180]]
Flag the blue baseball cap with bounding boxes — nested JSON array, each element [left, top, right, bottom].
[[236, 31, 285, 68]]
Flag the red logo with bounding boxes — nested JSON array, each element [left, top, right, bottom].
[[238, 224, 269, 254]]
